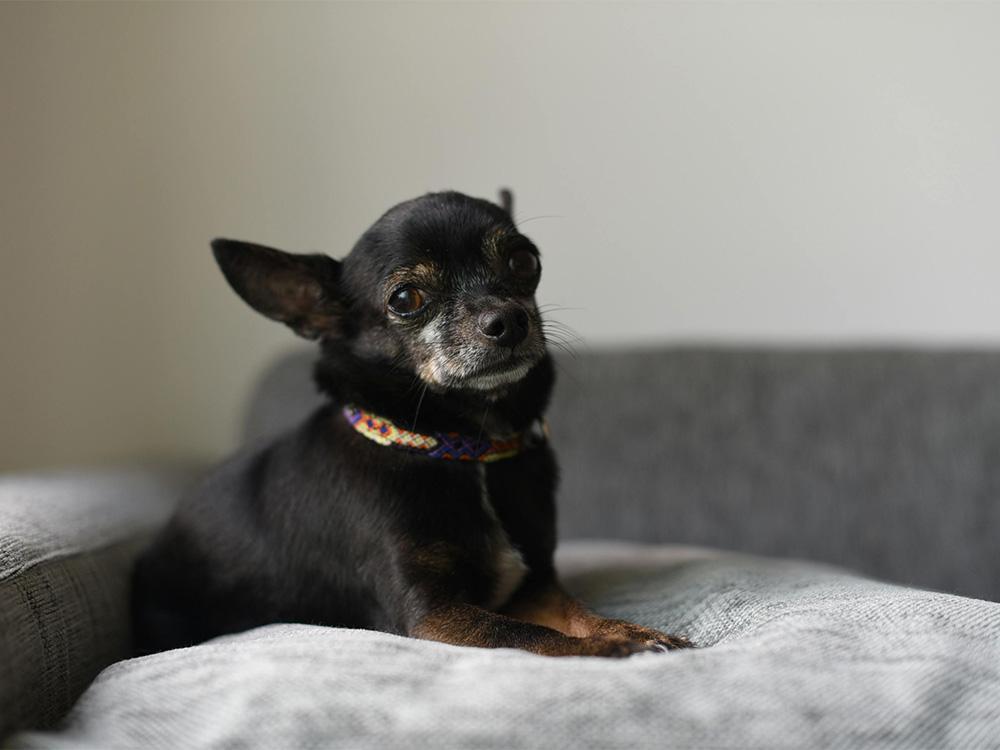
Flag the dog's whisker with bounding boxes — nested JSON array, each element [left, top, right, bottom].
[[547, 341, 580, 362], [411, 381, 429, 431], [540, 323, 585, 348], [512, 214, 565, 226], [540, 324, 583, 340], [476, 403, 491, 444], [548, 355, 582, 386]]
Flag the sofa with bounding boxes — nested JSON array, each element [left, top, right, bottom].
[[3, 347, 1000, 748]]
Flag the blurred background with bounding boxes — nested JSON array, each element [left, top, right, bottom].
[[2, 1, 998, 473]]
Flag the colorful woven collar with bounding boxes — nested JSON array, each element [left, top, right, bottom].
[[342, 405, 542, 463]]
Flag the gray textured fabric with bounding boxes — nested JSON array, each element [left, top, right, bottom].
[[14, 541, 1000, 749], [242, 347, 1000, 601], [0, 469, 191, 737]]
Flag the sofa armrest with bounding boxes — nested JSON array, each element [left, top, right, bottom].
[[0, 467, 193, 737]]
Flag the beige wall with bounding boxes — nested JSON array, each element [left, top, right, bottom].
[[2, 2, 999, 472]]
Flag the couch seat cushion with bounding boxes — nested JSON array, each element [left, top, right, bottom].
[[13, 541, 1000, 749]]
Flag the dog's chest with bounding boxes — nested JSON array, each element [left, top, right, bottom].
[[476, 465, 528, 610]]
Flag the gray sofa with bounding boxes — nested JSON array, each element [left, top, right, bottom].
[[4, 347, 1000, 748]]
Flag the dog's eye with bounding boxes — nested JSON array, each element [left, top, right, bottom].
[[387, 287, 427, 317], [508, 248, 540, 279]]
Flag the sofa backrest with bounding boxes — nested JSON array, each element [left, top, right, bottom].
[[244, 347, 1000, 602]]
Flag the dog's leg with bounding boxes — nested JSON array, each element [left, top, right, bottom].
[[500, 578, 693, 650], [410, 603, 663, 657]]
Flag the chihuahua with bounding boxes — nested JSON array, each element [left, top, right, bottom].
[[132, 190, 691, 657]]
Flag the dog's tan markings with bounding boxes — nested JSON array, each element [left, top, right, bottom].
[[410, 262, 439, 285], [408, 556, 690, 655], [482, 226, 511, 265], [408, 603, 680, 657], [411, 603, 676, 657], [500, 583, 582, 635], [500, 581, 694, 650]]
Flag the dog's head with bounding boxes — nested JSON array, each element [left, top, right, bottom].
[[213, 190, 547, 395]]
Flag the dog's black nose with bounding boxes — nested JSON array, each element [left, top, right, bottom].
[[478, 306, 530, 348]]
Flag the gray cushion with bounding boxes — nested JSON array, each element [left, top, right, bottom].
[[13, 541, 1000, 749], [0, 470, 190, 737], [242, 347, 1000, 601]]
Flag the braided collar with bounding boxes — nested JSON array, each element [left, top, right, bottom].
[[342, 405, 544, 463]]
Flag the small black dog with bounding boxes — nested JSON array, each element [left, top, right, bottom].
[[132, 190, 690, 657]]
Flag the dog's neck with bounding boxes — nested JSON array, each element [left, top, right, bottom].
[[313, 342, 555, 437]]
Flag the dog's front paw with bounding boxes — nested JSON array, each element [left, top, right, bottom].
[[579, 636, 664, 658], [595, 619, 695, 651], [637, 628, 695, 651], [646, 633, 694, 651]]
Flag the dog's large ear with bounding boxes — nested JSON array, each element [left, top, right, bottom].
[[211, 239, 344, 340], [498, 188, 514, 217]]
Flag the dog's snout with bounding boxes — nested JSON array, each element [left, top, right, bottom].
[[477, 306, 529, 348]]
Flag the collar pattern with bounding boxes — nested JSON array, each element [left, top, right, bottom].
[[342, 405, 538, 463]]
